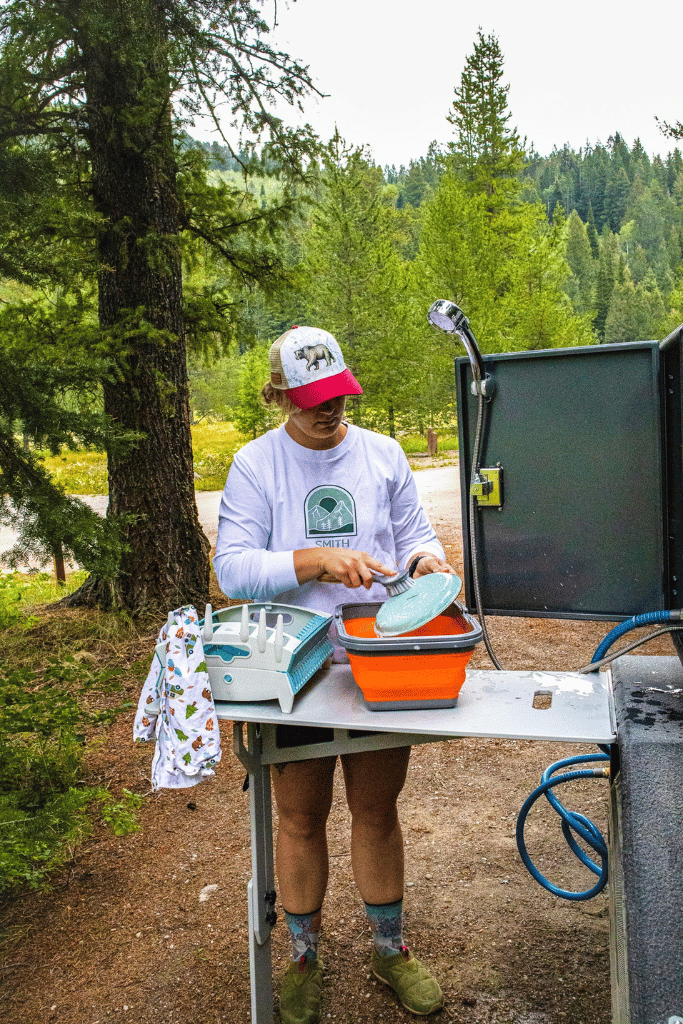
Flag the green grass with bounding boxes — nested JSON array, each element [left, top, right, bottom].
[[37, 423, 458, 495], [37, 423, 248, 494], [191, 422, 247, 490], [0, 278, 35, 304], [0, 570, 88, 628], [399, 433, 458, 454], [39, 449, 109, 495]]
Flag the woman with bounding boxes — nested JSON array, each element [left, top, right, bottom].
[[214, 325, 453, 1022]]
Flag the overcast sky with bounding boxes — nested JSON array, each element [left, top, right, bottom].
[[247, 0, 683, 168]]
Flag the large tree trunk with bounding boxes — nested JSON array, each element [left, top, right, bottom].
[[69, 21, 209, 614]]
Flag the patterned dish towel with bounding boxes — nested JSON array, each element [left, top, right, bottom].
[[134, 605, 222, 790]]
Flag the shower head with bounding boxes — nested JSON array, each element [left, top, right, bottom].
[[427, 299, 491, 396]]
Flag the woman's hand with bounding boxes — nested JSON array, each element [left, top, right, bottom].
[[294, 548, 396, 589], [411, 553, 457, 579]]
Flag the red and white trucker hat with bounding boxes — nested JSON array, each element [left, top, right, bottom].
[[269, 326, 363, 409]]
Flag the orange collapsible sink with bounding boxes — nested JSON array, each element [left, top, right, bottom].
[[334, 601, 483, 711]]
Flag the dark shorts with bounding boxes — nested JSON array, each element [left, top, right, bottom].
[[275, 724, 335, 748], [275, 724, 381, 750]]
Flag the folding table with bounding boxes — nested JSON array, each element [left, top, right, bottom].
[[215, 662, 615, 1024]]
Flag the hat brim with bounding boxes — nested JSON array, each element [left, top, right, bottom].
[[286, 368, 363, 410]]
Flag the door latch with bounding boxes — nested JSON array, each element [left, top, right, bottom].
[[470, 467, 503, 509]]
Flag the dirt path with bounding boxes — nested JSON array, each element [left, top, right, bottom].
[[1, 458, 674, 1024]]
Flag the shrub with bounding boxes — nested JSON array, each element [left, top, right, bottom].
[[0, 655, 135, 894]]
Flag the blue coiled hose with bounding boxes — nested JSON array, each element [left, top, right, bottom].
[[591, 610, 681, 664], [519, 612, 681, 898], [516, 750, 610, 900]]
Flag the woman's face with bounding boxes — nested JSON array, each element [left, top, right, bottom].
[[285, 395, 347, 450]]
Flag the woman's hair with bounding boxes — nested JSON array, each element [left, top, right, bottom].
[[261, 382, 296, 417]]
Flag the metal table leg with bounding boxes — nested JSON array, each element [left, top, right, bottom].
[[234, 723, 277, 1024]]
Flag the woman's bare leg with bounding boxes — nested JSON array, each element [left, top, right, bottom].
[[271, 755, 337, 913], [341, 746, 411, 904]]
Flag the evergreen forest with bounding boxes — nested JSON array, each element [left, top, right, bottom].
[[190, 32, 683, 430], [2, 8, 682, 614]]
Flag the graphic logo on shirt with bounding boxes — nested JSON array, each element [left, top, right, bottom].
[[305, 485, 357, 538]]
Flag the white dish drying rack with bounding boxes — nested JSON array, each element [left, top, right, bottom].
[[156, 602, 334, 713]]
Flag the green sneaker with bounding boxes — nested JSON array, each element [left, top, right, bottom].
[[371, 946, 444, 1016], [279, 956, 324, 1024]]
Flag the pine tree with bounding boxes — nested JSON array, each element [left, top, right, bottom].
[[401, 161, 429, 208], [0, 0, 320, 613], [594, 228, 618, 340], [418, 170, 592, 352], [233, 346, 278, 439], [666, 149, 683, 191], [421, 32, 591, 353], [582, 145, 609, 229], [629, 185, 666, 259], [565, 210, 595, 314], [656, 118, 683, 143], [608, 133, 633, 182], [0, 297, 130, 575], [605, 163, 631, 231], [446, 30, 525, 208], [604, 270, 666, 343], [586, 202, 600, 259], [302, 136, 409, 431], [547, 182, 564, 221]]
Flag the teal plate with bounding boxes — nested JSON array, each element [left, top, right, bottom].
[[373, 572, 463, 637]]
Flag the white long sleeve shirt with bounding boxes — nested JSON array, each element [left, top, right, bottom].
[[213, 423, 444, 655]]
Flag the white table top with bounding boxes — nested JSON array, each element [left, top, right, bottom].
[[215, 663, 616, 744]]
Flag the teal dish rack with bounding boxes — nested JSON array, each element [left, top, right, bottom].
[[189, 603, 332, 713]]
